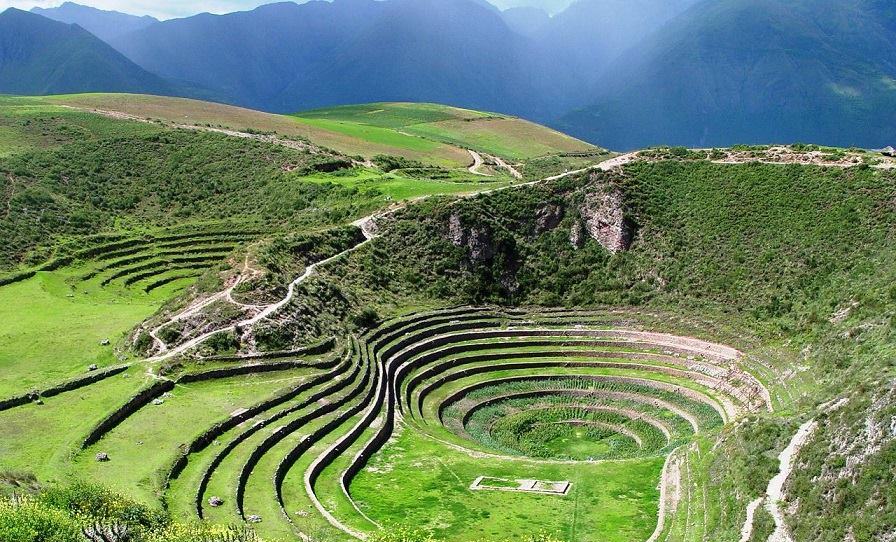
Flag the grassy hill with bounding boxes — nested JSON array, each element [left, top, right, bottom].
[[296, 102, 595, 160]]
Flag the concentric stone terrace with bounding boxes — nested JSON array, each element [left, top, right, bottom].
[[74, 307, 769, 541]]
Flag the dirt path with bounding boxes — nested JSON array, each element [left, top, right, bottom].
[[764, 419, 817, 542], [491, 154, 523, 179], [738, 497, 764, 542], [543, 152, 641, 182], [146, 223, 378, 362], [467, 150, 490, 176], [646, 446, 683, 542]]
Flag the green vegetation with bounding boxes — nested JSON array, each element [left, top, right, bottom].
[[295, 102, 597, 161], [0, 94, 893, 542], [0, 273, 158, 397]]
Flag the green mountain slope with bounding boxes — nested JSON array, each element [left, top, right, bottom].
[[558, 0, 896, 150], [0, 8, 174, 96]]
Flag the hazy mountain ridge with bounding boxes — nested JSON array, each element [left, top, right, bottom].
[[6, 0, 896, 149], [31, 1, 158, 42]]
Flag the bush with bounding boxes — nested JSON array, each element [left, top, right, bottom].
[[38, 482, 165, 530], [146, 524, 261, 542], [0, 496, 82, 542]]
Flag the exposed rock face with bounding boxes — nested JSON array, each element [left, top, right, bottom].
[[535, 203, 563, 233], [448, 212, 496, 262], [580, 182, 633, 253], [569, 221, 585, 249]]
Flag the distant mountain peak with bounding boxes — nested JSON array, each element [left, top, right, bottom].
[[31, 1, 158, 42], [0, 8, 174, 96]]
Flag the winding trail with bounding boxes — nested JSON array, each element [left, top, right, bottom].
[[147, 227, 377, 363], [738, 498, 764, 542], [764, 420, 817, 542], [491, 155, 523, 179], [467, 150, 490, 176]]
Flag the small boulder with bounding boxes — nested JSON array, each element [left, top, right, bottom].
[[152, 398, 165, 406], [100, 339, 110, 346], [87, 364, 98, 372], [247, 515, 262, 523], [95, 452, 110, 462], [208, 496, 224, 507]]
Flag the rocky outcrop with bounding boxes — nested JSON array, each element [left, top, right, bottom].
[[535, 203, 563, 233], [569, 221, 585, 249], [579, 182, 634, 253], [448, 212, 496, 262]]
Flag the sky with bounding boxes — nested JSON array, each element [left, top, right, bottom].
[[1, 0, 576, 20]]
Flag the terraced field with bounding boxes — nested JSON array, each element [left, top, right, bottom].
[[5, 306, 769, 541], [0, 224, 265, 398]]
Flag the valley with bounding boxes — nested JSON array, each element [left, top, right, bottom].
[[0, 92, 893, 542]]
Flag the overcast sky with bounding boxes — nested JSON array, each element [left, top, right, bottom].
[[2, 0, 575, 20]]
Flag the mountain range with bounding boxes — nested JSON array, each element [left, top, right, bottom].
[[2, 0, 894, 150]]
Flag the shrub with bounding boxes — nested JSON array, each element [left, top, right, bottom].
[[39, 482, 165, 530], [146, 524, 261, 542], [0, 496, 82, 542]]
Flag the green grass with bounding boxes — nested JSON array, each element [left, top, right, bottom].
[[350, 428, 662, 542], [403, 119, 593, 161], [77, 370, 315, 505], [295, 102, 596, 161], [0, 98, 163, 157], [292, 118, 444, 153], [0, 273, 164, 398], [296, 102, 489, 128], [299, 169, 509, 201], [0, 365, 148, 481]]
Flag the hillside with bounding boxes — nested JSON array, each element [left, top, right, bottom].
[[0, 94, 599, 273], [45, 94, 599, 167], [558, 0, 896, 149], [0, 9, 174, 97]]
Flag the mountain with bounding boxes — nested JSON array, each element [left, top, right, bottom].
[[557, 0, 896, 150], [31, 2, 158, 43], [0, 8, 176, 96], [110, 0, 549, 116], [277, 0, 546, 115]]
